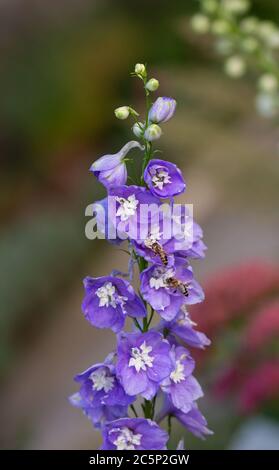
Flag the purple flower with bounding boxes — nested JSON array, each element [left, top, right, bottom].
[[90, 141, 143, 189], [148, 97, 177, 123], [161, 308, 211, 349], [132, 212, 203, 266], [173, 216, 207, 260], [117, 330, 173, 399], [140, 259, 204, 321], [82, 276, 146, 332], [101, 418, 169, 450], [158, 397, 212, 439], [69, 357, 134, 428], [144, 159, 186, 198], [161, 344, 203, 413], [69, 391, 129, 429], [108, 185, 161, 240], [175, 404, 213, 439]]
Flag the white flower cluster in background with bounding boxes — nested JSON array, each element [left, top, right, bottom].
[[191, 0, 279, 118]]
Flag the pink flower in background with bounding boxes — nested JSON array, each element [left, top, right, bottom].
[[239, 361, 279, 414]]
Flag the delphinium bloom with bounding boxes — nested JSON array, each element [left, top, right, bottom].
[[144, 159, 186, 198], [82, 276, 146, 332], [70, 63, 211, 450], [101, 417, 168, 450], [117, 330, 173, 399], [90, 141, 143, 189], [140, 259, 204, 321], [69, 356, 134, 428]]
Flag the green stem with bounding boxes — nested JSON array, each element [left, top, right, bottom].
[[130, 404, 138, 418], [131, 67, 159, 422], [168, 415, 172, 436]]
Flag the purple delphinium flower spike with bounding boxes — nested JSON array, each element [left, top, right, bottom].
[[90, 141, 143, 189], [140, 258, 204, 321], [161, 344, 203, 413], [71, 64, 212, 449], [148, 97, 177, 123], [161, 308, 211, 349], [69, 358, 134, 428], [82, 276, 146, 332], [101, 418, 169, 450], [144, 159, 186, 198], [117, 330, 173, 399]]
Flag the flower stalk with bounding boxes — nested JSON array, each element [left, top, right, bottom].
[[69, 63, 212, 450]]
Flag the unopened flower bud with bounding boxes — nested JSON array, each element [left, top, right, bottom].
[[191, 14, 210, 34], [135, 63, 146, 78], [202, 0, 218, 14], [114, 106, 130, 120], [240, 17, 259, 34], [149, 97, 176, 123], [221, 0, 250, 15], [211, 19, 231, 35], [258, 74, 278, 93], [241, 37, 258, 53], [224, 56, 246, 78], [146, 78, 159, 92], [144, 124, 162, 142], [132, 122, 144, 138]]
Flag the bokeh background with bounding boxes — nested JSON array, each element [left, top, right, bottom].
[[0, 0, 278, 450]]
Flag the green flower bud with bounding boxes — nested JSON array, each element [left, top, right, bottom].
[[221, 0, 250, 15], [135, 63, 147, 78], [191, 14, 210, 34], [146, 78, 159, 92], [211, 19, 231, 35], [202, 0, 218, 14], [132, 122, 144, 138], [144, 124, 162, 142], [224, 56, 246, 78], [258, 74, 278, 93], [241, 37, 259, 53], [240, 17, 259, 34], [114, 106, 130, 120]]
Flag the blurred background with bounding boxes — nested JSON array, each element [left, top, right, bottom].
[[0, 0, 278, 450]]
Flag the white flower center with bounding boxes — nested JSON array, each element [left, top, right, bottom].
[[90, 368, 115, 393], [116, 194, 139, 221], [152, 169, 171, 190], [144, 226, 162, 247], [149, 267, 175, 290], [96, 282, 128, 309], [170, 359, 185, 384], [128, 341, 154, 373], [112, 427, 142, 450]]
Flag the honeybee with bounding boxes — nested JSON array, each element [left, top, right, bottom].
[[166, 276, 189, 296], [145, 240, 168, 266]]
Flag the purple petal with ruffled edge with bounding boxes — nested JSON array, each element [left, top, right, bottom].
[[90, 141, 143, 189], [82, 276, 146, 332], [116, 330, 173, 400], [144, 159, 186, 198], [101, 418, 169, 450]]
